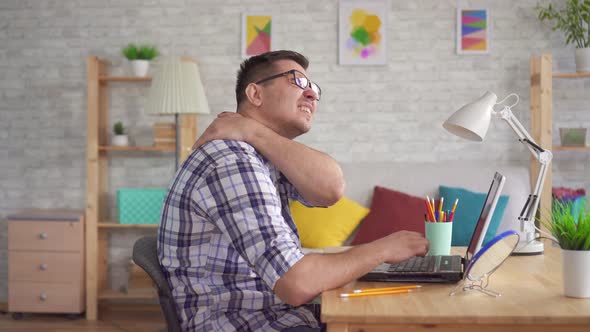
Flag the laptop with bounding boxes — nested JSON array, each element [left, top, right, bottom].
[[360, 171, 506, 283]]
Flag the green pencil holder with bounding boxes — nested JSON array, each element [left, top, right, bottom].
[[425, 221, 453, 256]]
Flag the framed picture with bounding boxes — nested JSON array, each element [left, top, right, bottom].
[[339, 0, 387, 65], [456, 8, 490, 54], [242, 13, 273, 58]]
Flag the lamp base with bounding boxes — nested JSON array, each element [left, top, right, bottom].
[[512, 240, 544, 256]]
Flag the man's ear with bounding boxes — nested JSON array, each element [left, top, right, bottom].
[[245, 83, 263, 107]]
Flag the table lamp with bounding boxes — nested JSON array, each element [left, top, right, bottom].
[[145, 58, 210, 169], [443, 91, 552, 255]]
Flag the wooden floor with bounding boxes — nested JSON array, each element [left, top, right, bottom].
[[0, 303, 166, 332]]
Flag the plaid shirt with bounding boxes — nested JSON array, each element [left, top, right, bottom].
[[158, 140, 320, 331]]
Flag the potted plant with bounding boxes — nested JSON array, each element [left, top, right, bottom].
[[121, 43, 159, 77], [112, 121, 129, 146], [537, 0, 590, 72], [541, 199, 590, 298], [559, 127, 587, 146]]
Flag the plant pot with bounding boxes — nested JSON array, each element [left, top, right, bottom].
[[130, 60, 149, 77], [562, 249, 590, 298], [112, 135, 129, 147], [559, 128, 587, 146], [575, 48, 590, 73]]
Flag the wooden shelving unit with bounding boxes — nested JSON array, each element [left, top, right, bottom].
[[98, 221, 159, 229], [98, 289, 157, 300], [553, 146, 590, 151], [85, 56, 197, 320], [530, 54, 590, 224], [98, 145, 175, 152], [99, 76, 152, 82], [552, 72, 590, 78]]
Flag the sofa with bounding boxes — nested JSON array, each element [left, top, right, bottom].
[[339, 161, 530, 242]]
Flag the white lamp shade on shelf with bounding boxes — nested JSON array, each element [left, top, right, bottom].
[[443, 91, 497, 141], [145, 59, 210, 115]]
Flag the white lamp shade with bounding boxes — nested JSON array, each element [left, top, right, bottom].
[[145, 59, 210, 115], [443, 91, 497, 141]]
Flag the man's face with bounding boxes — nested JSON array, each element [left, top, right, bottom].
[[256, 60, 320, 139]]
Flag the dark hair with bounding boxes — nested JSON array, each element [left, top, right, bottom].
[[235, 50, 309, 107]]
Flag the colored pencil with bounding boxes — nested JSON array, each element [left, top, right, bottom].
[[340, 289, 413, 298], [351, 285, 422, 294], [451, 198, 459, 213]]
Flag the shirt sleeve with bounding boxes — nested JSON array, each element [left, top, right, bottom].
[[201, 155, 304, 290]]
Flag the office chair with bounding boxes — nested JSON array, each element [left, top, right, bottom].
[[132, 236, 182, 332]]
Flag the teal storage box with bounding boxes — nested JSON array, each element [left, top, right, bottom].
[[117, 188, 167, 224]]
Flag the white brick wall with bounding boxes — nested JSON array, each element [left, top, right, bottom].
[[0, 0, 588, 301]]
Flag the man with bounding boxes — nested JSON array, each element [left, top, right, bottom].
[[158, 50, 429, 331]]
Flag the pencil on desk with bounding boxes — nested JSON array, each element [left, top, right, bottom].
[[352, 285, 422, 294], [340, 289, 413, 298]]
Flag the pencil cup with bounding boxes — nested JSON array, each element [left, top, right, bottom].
[[425, 221, 453, 256]]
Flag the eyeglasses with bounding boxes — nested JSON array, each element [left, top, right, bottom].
[[255, 69, 322, 101]]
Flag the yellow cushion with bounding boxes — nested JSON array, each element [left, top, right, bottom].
[[290, 197, 369, 249]]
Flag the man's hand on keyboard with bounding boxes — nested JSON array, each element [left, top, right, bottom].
[[373, 230, 429, 265]]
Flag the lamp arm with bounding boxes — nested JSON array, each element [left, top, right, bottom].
[[494, 107, 553, 232]]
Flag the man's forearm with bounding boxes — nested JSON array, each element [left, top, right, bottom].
[[249, 125, 345, 206], [274, 242, 387, 306]]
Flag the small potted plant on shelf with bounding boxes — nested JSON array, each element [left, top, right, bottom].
[[537, 0, 590, 72], [112, 121, 129, 146], [121, 43, 159, 77], [541, 199, 590, 298], [559, 127, 587, 146]]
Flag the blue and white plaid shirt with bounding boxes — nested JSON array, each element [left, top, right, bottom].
[[158, 140, 320, 331]]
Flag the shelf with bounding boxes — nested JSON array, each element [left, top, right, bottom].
[[552, 72, 590, 78], [99, 145, 175, 152], [98, 222, 158, 229], [99, 75, 152, 82], [86, 56, 198, 320], [553, 146, 590, 151], [99, 289, 157, 300]]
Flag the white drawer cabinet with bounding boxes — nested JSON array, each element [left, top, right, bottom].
[[7, 210, 85, 317]]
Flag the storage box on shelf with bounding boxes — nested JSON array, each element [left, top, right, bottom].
[[153, 122, 176, 149], [7, 210, 85, 319], [85, 56, 197, 320], [117, 188, 167, 224]]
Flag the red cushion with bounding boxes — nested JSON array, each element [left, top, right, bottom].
[[351, 186, 426, 245]]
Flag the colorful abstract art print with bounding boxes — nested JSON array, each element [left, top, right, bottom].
[[456, 8, 490, 54], [242, 14, 273, 58], [339, 0, 387, 65]]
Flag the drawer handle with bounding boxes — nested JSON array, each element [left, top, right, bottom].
[[39, 263, 48, 271], [39, 232, 48, 240], [39, 293, 47, 301]]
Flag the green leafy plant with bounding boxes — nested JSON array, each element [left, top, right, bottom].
[[121, 43, 159, 60], [540, 199, 590, 250], [536, 0, 590, 48], [113, 121, 125, 135]]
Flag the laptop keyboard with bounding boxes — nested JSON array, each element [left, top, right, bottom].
[[388, 256, 437, 272]]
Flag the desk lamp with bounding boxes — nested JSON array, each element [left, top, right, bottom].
[[443, 91, 552, 255], [146, 58, 210, 169]]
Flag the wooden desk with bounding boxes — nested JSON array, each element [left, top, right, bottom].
[[321, 244, 590, 332]]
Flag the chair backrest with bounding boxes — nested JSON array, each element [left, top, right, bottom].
[[132, 236, 182, 332]]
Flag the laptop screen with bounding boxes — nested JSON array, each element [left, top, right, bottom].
[[465, 172, 506, 261]]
